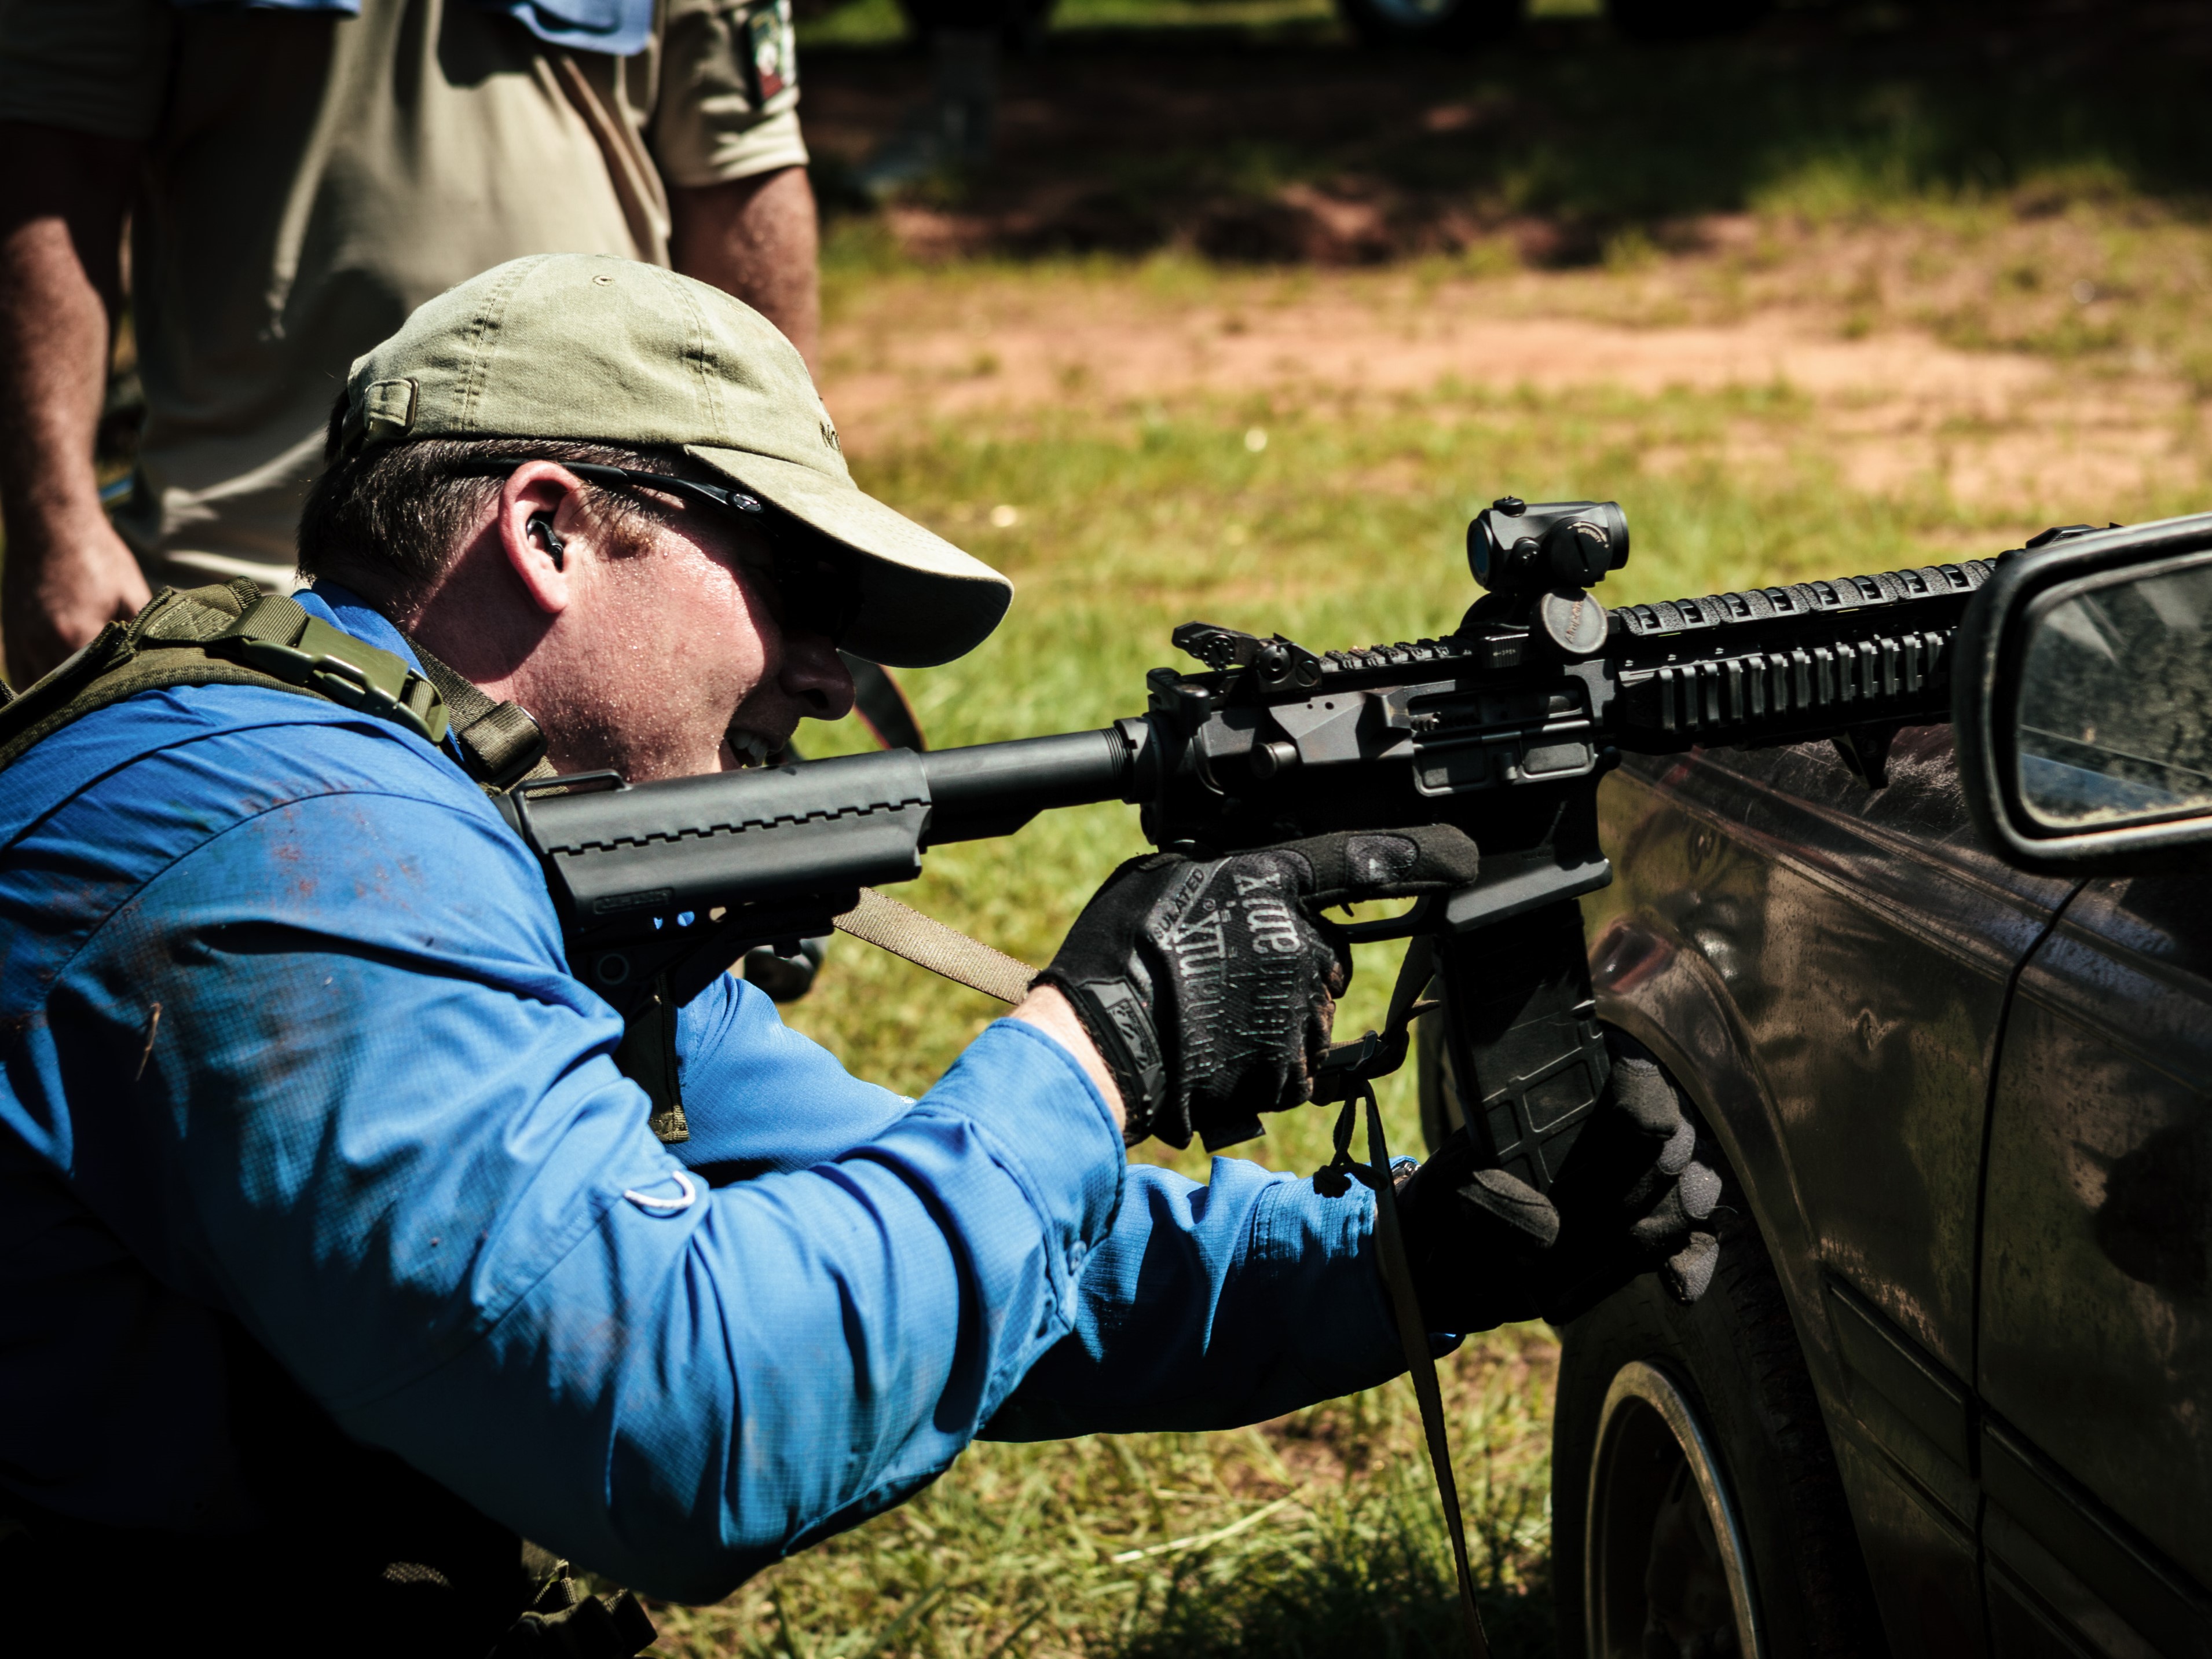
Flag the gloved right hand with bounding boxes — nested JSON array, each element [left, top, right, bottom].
[[1035, 826, 1481, 1149]]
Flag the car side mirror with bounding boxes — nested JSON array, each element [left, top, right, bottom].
[[1955, 511, 2212, 872]]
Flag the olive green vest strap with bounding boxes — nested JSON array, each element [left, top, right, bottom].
[[201, 587, 448, 745], [403, 636, 555, 793], [0, 582, 449, 775], [0, 583, 557, 799]]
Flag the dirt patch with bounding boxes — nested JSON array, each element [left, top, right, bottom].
[[829, 291, 2054, 411], [820, 270, 2207, 510]]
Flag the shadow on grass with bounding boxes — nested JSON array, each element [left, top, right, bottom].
[[1104, 1500, 1556, 1659], [803, 0, 2212, 262]]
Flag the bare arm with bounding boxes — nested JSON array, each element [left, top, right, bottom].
[[0, 122, 148, 687], [668, 164, 821, 373]]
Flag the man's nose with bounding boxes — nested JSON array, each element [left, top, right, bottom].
[[780, 630, 856, 720]]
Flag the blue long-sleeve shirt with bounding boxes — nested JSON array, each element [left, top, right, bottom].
[[0, 587, 1408, 1601]]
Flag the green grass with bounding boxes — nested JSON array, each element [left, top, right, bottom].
[[646, 1337, 1559, 1659], [640, 376, 2211, 1654], [1051, 0, 1335, 37], [799, 0, 1339, 49], [804, 0, 1588, 46]]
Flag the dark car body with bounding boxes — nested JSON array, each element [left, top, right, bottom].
[[1583, 727, 2212, 1658]]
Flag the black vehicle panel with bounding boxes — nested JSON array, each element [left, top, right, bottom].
[[1597, 729, 2070, 1373], [1979, 873, 2212, 1656], [1590, 728, 2075, 1659]]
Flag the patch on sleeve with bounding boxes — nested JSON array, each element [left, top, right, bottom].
[[746, 0, 797, 101]]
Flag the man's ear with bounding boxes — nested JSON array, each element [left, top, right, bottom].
[[496, 463, 592, 616]]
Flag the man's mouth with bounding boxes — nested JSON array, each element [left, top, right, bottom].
[[730, 729, 778, 768]]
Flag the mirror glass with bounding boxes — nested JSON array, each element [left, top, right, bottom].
[[2016, 552, 2212, 830]]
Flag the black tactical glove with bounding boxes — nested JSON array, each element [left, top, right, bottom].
[[1391, 1147, 1549, 1335], [1396, 1029, 1723, 1331], [1037, 827, 1481, 1149]]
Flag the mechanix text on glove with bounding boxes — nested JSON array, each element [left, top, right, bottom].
[[1036, 826, 1481, 1149]]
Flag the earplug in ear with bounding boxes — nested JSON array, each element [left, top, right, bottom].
[[528, 511, 567, 570]]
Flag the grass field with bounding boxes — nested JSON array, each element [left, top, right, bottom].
[[630, 6, 2212, 1652]]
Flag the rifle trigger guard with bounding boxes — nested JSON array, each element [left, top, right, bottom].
[[1335, 891, 1442, 944]]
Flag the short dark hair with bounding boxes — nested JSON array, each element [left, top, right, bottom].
[[295, 393, 694, 607]]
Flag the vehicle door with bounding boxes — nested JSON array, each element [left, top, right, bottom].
[[1589, 726, 2074, 1659], [1977, 872, 2212, 1658]]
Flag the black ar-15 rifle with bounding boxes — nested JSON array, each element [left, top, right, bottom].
[[503, 496, 1990, 1188]]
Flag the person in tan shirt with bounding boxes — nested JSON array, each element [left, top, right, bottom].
[[0, 0, 822, 684]]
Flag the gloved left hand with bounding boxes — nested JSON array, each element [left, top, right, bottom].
[[1395, 1028, 1724, 1331]]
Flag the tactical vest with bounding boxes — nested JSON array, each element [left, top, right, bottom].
[[0, 578, 546, 786], [0, 584, 654, 1659]]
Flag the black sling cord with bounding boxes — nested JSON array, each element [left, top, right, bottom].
[[1312, 935, 1490, 1659]]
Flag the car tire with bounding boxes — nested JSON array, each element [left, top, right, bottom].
[[1551, 1208, 1884, 1658], [1604, 0, 1771, 42], [1334, 0, 1524, 51]]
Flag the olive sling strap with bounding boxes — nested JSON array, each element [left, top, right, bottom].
[[0, 578, 563, 787]]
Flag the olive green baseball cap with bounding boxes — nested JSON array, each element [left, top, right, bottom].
[[335, 253, 1010, 668]]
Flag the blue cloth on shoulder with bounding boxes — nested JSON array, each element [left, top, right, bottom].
[[170, 0, 658, 59]]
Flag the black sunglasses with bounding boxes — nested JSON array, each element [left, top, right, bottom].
[[452, 459, 861, 643]]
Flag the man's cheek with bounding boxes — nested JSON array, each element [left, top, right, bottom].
[[687, 595, 773, 694]]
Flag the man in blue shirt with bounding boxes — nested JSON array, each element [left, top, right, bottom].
[[0, 255, 1721, 1657]]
